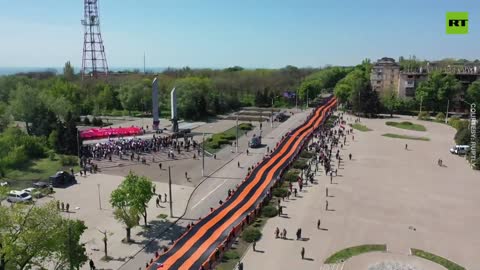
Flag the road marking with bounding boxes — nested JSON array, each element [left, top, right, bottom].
[[191, 178, 229, 209]]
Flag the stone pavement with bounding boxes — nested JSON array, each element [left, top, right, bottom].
[[241, 113, 480, 270]]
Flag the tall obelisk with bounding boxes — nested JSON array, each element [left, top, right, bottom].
[[152, 77, 160, 130], [171, 87, 179, 132]]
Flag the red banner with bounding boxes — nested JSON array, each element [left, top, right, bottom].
[[80, 127, 142, 140]]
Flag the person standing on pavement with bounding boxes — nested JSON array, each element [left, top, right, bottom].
[[301, 247, 305, 259], [317, 219, 321, 229], [296, 228, 302, 240], [89, 259, 95, 270]]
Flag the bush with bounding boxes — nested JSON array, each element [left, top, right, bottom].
[[417, 111, 429, 120], [292, 159, 308, 170], [221, 133, 236, 140], [400, 121, 413, 125], [449, 117, 469, 131], [223, 250, 240, 261], [454, 126, 470, 145], [272, 187, 288, 198], [239, 123, 253, 130], [47, 150, 56, 161], [283, 169, 300, 182], [59, 155, 78, 166], [83, 117, 91, 125], [241, 227, 262, 243], [91, 117, 103, 127], [3, 146, 28, 169], [262, 205, 278, 217], [435, 112, 446, 122], [300, 151, 314, 159]]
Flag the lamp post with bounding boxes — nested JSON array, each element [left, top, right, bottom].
[[445, 99, 450, 124], [168, 166, 173, 217], [202, 133, 205, 176], [97, 184, 102, 210], [271, 95, 280, 128], [236, 114, 239, 153]]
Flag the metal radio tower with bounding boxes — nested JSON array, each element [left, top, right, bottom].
[[81, 0, 108, 79]]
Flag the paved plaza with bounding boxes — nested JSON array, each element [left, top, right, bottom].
[[241, 114, 480, 270]]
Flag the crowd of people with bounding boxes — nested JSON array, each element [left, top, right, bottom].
[[79, 134, 201, 168]]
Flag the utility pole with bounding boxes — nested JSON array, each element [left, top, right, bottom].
[[419, 95, 423, 115], [306, 88, 309, 108], [168, 166, 173, 217], [76, 130, 81, 164], [143, 52, 146, 74], [295, 90, 298, 111], [445, 99, 450, 124], [271, 97, 274, 128], [202, 133, 205, 176], [97, 184, 102, 210], [236, 115, 239, 153]]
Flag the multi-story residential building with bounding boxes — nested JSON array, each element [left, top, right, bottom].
[[370, 57, 400, 94], [372, 57, 480, 102]]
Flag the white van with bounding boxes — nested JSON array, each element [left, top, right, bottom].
[[450, 145, 470, 155], [7, 190, 32, 203]]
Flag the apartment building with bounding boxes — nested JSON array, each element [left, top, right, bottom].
[[370, 57, 400, 94]]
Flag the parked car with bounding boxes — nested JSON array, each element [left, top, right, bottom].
[[50, 171, 76, 187], [22, 187, 43, 198], [7, 190, 32, 203], [450, 145, 470, 155], [0, 181, 8, 187], [33, 181, 50, 189]]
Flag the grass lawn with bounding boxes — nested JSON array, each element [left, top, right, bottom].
[[203, 123, 253, 153], [382, 133, 430, 141], [386, 121, 427, 131], [351, 123, 372, 132], [4, 156, 80, 189], [324, 244, 386, 263], [411, 249, 465, 270]]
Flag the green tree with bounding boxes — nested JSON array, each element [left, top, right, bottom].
[[0, 202, 87, 270], [8, 83, 39, 135], [415, 72, 461, 112], [51, 219, 88, 270], [0, 102, 10, 132], [381, 87, 400, 117], [63, 61, 75, 81], [466, 80, 480, 106], [110, 172, 154, 240]]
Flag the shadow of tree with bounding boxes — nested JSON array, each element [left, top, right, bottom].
[[137, 219, 187, 254]]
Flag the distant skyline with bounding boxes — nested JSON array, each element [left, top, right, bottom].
[[0, 0, 478, 69]]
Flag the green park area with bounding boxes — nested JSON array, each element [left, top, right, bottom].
[[351, 123, 372, 132], [382, 133, 430, 141], [386, 121, 426, 131], [411, 249, 465, 270], [203, 123, 254, 153], [324, 244, 387, 263]]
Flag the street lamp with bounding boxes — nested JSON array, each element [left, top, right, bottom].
[[271, 96, 280, 128]]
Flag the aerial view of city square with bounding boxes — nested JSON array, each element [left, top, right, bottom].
[[0, 1, 478, 270]]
